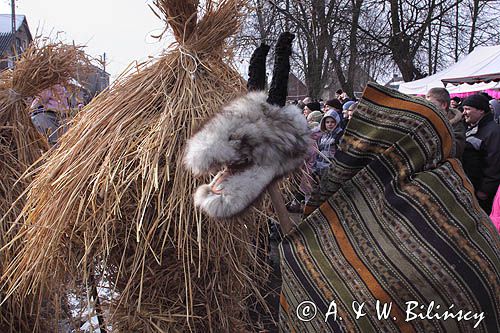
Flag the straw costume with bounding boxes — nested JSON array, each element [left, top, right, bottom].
[[0, 41, 87, 332], [280, 83, 500, 332], [4, 1, 272, 331]]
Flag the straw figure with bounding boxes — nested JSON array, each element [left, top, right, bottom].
[[4, 1, 271, 331], [0, 40, 89, 332]]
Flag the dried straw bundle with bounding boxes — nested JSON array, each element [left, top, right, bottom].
[[0, 41, 88, 219], [5, 1, 271, 331], [0, 41, 89, 332]]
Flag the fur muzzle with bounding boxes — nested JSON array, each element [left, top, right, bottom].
[[184, 91, 311, 218]]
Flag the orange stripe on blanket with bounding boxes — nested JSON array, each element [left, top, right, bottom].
[[304, 205, 316, 216], [363, 85, 453, 160], [279, 293, 297, 333], [280, 292, 289, 314], [322, 202, 416, 333], [448, 158, 482, 212]]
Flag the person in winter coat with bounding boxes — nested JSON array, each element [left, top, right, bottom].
[[461, 94, 500, 214], [298, 126, 322, 205], [490, 98, 500, 124], [341, 100, 356, 128], [324, 98, 345, 128], [306, 110, 323, 129], [313, 110, 343, 178], [426, 88, 466, 159], [30, 84, 70, 146], [346, 101, 358, 120], [303, 101, 321, 118]]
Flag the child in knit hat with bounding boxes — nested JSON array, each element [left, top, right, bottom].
[[313, 110, 343, 178]]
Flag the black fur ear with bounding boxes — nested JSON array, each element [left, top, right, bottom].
[[267, 32, 295, 107], [247, 43, 270, 92]]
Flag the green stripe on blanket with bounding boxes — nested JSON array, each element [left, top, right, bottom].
[[280, 83, 500, 333]]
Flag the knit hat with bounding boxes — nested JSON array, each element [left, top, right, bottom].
[[308, 121, 320, 129], [342, 100, 355, 110], [325, 98, 342, 110], [479, 92, 492, 101], [307, 110, 324, 123], [305, 101, 321, 111], [320, 109, 341, 132], [463, 94, 491, 113]]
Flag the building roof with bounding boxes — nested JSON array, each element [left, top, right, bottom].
[[0, 14, 26, 34], [0, 33, 14, 54], [287, 72, 308, 100], [0, 15, 32, 56]]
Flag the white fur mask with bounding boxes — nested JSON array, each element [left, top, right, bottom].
[[184, 91, 311, 218]]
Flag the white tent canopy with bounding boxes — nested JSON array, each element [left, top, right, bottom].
[[399, 45, 500, 95]]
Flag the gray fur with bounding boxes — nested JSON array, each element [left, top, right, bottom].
[[184, 91, 311, 218]]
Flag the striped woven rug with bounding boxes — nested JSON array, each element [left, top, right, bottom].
[[279, 83, 499, 332]]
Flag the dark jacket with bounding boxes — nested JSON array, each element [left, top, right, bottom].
[[462, 112, 500, 201]]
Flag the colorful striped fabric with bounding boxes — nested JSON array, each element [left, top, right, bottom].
[[279, 83, 500, 332]]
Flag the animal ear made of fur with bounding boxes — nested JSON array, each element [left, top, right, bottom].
[[247, 43, 270, 92], [266, 32, 295, 107]]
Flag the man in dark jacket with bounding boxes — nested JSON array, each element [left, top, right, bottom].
[[462, 94, 500, 214]]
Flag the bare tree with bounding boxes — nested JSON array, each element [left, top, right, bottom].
[[268, 0, 370, 98], [420, 0, 500, 76], [236, 0, 500, 93], [268, 0, 339, 98], [327, 0, 365, 97]]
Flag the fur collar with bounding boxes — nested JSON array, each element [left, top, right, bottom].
[[447, 107, 463, 125]]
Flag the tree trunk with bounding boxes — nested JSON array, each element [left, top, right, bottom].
[[388, 0, 430, 81], [468, 0, 479, 53], [433, 9, 443, 75], [345, 0, 363, 97], [428, 23, 432, 75], [306, 54, 324, 99]]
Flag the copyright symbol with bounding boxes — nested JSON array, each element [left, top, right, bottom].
[[296, 301, 317, 322]]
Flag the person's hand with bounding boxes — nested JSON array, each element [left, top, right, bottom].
[[476, 191, 488, 201]]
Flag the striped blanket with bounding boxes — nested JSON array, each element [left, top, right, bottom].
[[279, 83, 500, 332]]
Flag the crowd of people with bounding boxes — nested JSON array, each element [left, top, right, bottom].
[[289, 87, 500, 231]]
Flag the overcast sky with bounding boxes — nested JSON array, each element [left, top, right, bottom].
[[0, 0, 169, 80]]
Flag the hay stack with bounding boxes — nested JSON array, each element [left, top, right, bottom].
[[0, 40, 89, 332], [0, 40, 87, 221], [5, 1, 271, 331]]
